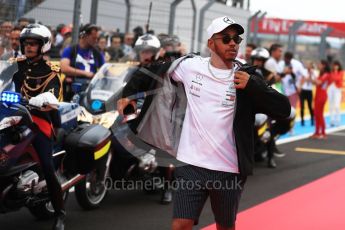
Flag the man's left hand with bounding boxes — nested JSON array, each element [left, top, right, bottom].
[[234, 71, 250, 89]]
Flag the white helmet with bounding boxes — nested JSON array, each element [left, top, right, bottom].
[[134, 34, 161, 54], [20, 24, 52, 54], [251, 47, 270, 60]]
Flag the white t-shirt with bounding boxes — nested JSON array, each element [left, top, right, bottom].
[[280, 73, 297, 96], [171, 56, 239, 173], [279, 59, 304, 96], [301, 68, 316, 91], [290, 59, 305, 87], [264, 57, 283, 74]]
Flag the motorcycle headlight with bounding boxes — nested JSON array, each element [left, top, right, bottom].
[[0, 116, 22, 131]]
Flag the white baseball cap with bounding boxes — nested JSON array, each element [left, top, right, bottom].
[[206, 16, 244, 39]]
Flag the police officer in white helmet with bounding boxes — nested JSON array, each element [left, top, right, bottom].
[[12, 24, 65, 230], [119, 34, 177, 204], [134, 33, 161, 66]]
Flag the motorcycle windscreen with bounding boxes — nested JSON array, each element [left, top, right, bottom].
[[0, 61, 18, 93], [86, 63, 138, 114], [103, 64, 139, 113]]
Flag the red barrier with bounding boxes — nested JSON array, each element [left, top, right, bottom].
[[252, 18, 345, 37]]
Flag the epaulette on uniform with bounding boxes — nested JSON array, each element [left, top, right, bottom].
[[9, 57, 26, 63], [46, 61, 60, 72]]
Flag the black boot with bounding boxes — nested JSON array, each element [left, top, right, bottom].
[[161, 189, 173, 204], [273, 145, 286, 158], [48, 176, 66, 230], [160, 165, 174, 205], [53, 210, 65, 230], [267, 158, 277, 168]]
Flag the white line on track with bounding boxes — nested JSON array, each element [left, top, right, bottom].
[[276, 125, 345, 145]]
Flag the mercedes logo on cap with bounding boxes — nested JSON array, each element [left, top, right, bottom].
[[223, 16, 234, 24]]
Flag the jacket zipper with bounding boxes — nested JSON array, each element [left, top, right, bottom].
[[233, 89, 241, 174]]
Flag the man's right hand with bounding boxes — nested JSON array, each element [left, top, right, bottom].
[[117, 98, 131, 116]]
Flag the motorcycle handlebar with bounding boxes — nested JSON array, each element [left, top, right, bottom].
[[20, 98, 59, 111]]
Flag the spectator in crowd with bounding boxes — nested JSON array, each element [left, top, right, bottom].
[[244, 43, 256, 63], [0, 26, 22, 60], [265, 43, 283, 73], [46, 27, 61, 59], [60, 23, 104, 101], [97, 35, 111, 62], [60, 25, 73, 51], [54, 23, 65, 47], [0, 21, 13, 47], [279, 52, 303, 109], [311, 60, 331, 139], [122, 32, 135, 60], [264, 44, 289, 155], [328, 60, 343, 127], [299, 62, 315, 126], [107, 34, 124, 62], [264, 43, 284, 93]]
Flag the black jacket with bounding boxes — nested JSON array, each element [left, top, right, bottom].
[[233, 64, 291, 175]]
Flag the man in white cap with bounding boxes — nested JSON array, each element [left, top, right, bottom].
[[168, 16, 292, 230], [117, 16, 292, 230]]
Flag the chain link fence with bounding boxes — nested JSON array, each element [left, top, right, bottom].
[[0, 0, 44, 22]]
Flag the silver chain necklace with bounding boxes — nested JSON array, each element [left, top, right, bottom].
[[208, 61, 235, 82]]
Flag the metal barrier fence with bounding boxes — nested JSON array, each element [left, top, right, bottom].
[[0, 0, 44, 22]]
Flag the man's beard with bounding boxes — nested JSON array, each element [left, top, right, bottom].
[[214, 45, 237, 63]]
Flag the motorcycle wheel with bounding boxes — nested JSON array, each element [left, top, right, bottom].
[[28, 191, 69, 220], [75, 169, 108, 210]]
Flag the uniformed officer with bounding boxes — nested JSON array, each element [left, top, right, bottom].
[[12, 24, 65, 230]]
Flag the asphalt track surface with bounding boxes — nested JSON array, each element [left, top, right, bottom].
[[1, 128, 345, 230]]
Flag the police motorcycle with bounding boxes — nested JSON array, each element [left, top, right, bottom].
[[0, 61, 112, 220], [73, 62, 166, 191]]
